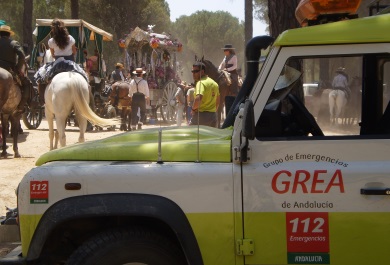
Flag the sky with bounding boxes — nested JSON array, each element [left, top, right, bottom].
[[165, 0, 267, 36]]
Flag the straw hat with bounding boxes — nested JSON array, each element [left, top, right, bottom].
[[335, 67, 345, 73], [132, 67, 146, 74], [221, 44, 235, 50], [0, 25, 15, 36], [115, 63, 124, 69]]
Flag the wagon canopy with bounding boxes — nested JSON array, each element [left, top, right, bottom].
[[31, 19, 113, 70], [122, 26, 182, 85]]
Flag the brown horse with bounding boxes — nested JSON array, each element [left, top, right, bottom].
[[0, 67, 22, 158], [109, 81, 131, 131], [197, 57, 237, 127]]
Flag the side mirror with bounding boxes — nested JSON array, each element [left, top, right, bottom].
[[242, 99, 255, 140]]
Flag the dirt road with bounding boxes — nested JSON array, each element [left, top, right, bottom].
[[0, 118, 174, 217]]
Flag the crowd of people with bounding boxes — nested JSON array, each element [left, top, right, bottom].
[[1, 17, 241, 129]]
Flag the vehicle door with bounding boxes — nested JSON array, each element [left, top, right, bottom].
[[240, 44, 390, 265]]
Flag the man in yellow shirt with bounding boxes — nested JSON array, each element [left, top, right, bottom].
[[190, 62, 220, 127]]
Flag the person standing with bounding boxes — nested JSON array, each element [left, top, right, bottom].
[[87, 49, 99, 76], [110, 63, 126, 82], [129, 67, 150, 130], [0, 24, 32, 115], [218, 44, 239, 95], [190, 62, 220, 127], [175, 81, 186, 126]]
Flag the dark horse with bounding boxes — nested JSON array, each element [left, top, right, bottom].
[[109, 81, 131, 131], [196, 56, 237, 127], [0, 67, 22, 158]]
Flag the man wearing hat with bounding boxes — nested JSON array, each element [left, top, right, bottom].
[[110, 63, 126, 82], [218, 44, 239, 95], [128, 67, 150, 130], [0, 24, 32, 115]]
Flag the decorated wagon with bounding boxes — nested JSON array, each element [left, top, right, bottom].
[[121, 26, 183, 122]]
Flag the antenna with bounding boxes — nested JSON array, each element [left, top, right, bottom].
[[157, 127, 163, 164]]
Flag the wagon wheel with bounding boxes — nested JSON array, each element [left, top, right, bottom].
[[22, 88, 43, 129], [161, 81, 177, 122]]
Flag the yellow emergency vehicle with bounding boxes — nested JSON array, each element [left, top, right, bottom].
[[2, 2, 390, 265]]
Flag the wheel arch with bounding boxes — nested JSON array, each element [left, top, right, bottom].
[[26, 193, 203, 265]]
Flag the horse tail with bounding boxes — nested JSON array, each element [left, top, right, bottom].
[[71, 76, 120, 127]]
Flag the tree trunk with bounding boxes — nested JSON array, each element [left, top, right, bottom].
[[245, 0, 253, 45], [268, 0, 300, 38], [71, 0, 79, 19], [22, 0, 33, 55], [268, 0, 303, 99]]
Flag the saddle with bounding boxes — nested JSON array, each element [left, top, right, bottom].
[[221, 70, 232, 86]]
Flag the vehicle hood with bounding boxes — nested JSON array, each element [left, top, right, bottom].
[[36, 126, 233, 166]]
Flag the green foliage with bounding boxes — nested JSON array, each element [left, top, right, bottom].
[[172, 10, 244, 82], [254, 0, 268, 23], [3, 0, 245, 78], [1, 1, 24, 40]]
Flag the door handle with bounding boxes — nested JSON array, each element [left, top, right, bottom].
[[360, 188, 390, 195]]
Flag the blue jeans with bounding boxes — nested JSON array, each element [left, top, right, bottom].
[[186, 106, 192, 124]]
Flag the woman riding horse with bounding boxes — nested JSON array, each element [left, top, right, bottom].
[[35, 18, 88, 104], [218, 44, 239, 96]]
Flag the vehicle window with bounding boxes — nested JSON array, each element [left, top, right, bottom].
[[256, 54, 389, 138], [384, 61, 390, 111], [381, 61, 390, 133]]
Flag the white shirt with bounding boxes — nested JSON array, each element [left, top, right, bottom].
[[218, 54, 238, 72], [175, 87, 185, 105], [129, 76, 150, 98], [48, 35, 75, 56]]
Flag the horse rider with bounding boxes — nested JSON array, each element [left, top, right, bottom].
[[332, 67, 351, 99], [0, 24, 32, 115], [34, 18, 88, 105], [218, 44, 239, 95]]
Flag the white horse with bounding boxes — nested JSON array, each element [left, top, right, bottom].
[[45, 72, 119, 150], [328, 89, 347, 125]]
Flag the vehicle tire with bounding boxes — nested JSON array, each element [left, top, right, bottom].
[[66, 227, 186, 265], [106, 105, 116, 131]]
